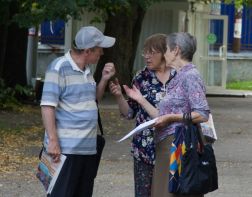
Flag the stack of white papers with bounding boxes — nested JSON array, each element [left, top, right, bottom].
[[118, 118, 158, 142]]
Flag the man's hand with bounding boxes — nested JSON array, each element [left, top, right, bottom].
[[47, 139, 61, 163]]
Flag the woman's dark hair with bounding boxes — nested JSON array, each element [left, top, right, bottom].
[[143, 33, 167, 56], [166, 32, 197, 61]]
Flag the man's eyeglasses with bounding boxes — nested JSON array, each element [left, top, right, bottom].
[[141, 51, 160, 57]]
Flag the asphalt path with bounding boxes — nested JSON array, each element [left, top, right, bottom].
[[93, 96, 252, 197], [0, 96, 252, 197]]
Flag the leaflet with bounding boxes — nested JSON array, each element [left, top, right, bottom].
[[117, 118, 158, 142]]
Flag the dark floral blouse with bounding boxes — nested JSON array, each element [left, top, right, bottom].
[[127, 67, 176, 165]]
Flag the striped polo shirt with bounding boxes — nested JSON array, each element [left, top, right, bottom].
[[41, 51, 98, 155]]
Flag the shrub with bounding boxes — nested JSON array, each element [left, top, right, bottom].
[[0, 78, 35, 110]]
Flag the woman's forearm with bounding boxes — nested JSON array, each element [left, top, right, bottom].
[[155, 111, 208, 129], [137, 96, 159, 118], [96, 78, 108, 102], [115, 94, 130, 117]]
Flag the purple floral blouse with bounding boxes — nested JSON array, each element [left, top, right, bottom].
[[127, 67, 176, 165], [157, 64, 210, 142]]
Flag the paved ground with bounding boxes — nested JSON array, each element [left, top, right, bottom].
[[1, 96, 252, 197]]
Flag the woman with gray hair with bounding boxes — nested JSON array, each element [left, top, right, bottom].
[[122, 32, 209, 197]]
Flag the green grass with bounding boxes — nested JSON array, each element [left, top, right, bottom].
[[227, 81, 252, 90]]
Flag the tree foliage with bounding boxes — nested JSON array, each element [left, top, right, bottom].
[[194, 0, 252, 9], [223, 0, 252, 9], [6, 0, 158, 28], [196, 0, 252, 9], [12, 0, 81, 27], [0, 0, 167, 86]]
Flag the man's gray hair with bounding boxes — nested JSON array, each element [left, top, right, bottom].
[[166, 32, 197, 61]]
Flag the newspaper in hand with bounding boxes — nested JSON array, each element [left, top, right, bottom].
[[36, 149, 66, 194]]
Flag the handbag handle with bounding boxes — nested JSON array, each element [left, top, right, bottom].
[[183, 113, 194, 149], [183, 113, 204, 150]]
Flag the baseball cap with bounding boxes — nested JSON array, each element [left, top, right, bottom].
[[74, 26, 116, 49]]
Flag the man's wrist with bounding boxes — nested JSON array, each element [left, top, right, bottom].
[[48, 134, 58, 142]]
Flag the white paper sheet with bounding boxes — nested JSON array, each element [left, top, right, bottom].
[[117, 118, 158, 142]]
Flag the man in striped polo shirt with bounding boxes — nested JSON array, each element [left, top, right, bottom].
[[40, 26, 116, 197]]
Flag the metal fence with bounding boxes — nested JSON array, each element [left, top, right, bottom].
[[212, 3, 252, 51]]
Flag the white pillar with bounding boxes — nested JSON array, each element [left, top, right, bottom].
[[26, 27, 38, 86], [64, 17, 73, 53]]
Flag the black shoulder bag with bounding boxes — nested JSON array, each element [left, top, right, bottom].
[[179, 113, 218, 195]]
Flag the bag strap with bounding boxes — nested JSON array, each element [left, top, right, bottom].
[[183, 112, 204, 150], [96, 100, 104, 136], [97, 109, 104, 136]]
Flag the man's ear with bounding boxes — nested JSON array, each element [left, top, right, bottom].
[[81, 49, 90, 56], [84, 49, 90, 54]]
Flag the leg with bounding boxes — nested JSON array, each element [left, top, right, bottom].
[[134, 158, 154, 197], [75, 178, 94, 197], [49, 155, 81, 197], [75, 154, 97, 197]]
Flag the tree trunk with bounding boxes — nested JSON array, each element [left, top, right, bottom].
[[0, 2, 27, 87], [0, 3, 10, 79], [94, 5, 146, 87], [3, 23, 28, 87]]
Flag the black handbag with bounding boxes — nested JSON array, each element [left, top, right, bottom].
[[169, 113, 218, 195]]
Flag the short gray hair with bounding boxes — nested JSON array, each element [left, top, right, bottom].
[[166, 32, 197, 61]]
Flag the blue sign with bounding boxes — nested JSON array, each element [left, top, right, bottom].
[[40, 20, 65, 45]]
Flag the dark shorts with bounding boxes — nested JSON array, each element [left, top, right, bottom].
[[48, 154, 97, 197]]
